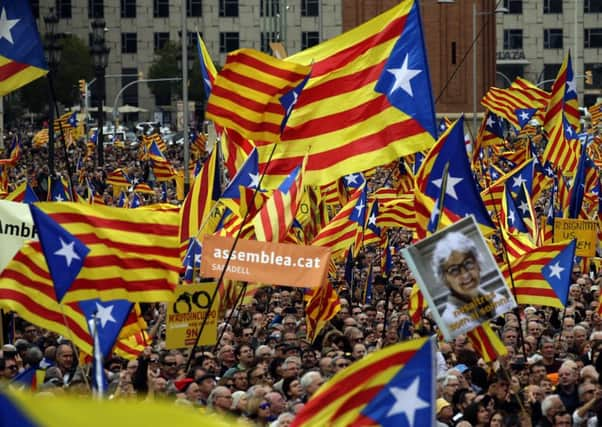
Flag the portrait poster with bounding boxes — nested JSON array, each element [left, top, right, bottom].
[[402, 216, 516, 341]]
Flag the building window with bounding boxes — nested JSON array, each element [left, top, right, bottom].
[[121, 33, 138, 54], [219, 0, 238, 17], [503, 0, 522, 14], [585, 28, 602, 48], [260, 0, 279, 17], [219, 32, 239, 53], [301, 0, 319, 17], [154, 32, 169, 52], [544, 29, 563, 49], [585, 0, 602, 13], [56, 0, 72, 19], [503, 29, 523, 50], [187, 0, 202, 17], [121, 68, 139, 107], [30, 0, 40, 18], [121, 0, 136, 18], [88, 0, 104, 18], [261, 32, 278, 52], [154, 0, 169, 18], [543, 0, 562, 14], [302, 31, 320, 49]]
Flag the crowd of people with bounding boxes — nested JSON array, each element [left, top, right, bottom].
[[1, 121, 602, 427]]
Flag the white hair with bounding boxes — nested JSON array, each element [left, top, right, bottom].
[[432, 232, 485, 284]]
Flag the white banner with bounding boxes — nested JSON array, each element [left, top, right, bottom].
[[0, 200, 37, 273]]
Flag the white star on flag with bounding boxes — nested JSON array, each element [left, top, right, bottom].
[[519, 111, 530, 121], [566, 78, 577, 95], [194, 253, 202, 265], [345, 174, 360, 186], [53, 237, 81, 268], [512, 175, 527, 188], [0, 8, 20, 44], [368, 212, 377, 226], [386, 377, 430, 426], [518, 201, 529, 215], [54, 194, 64, 202], [387, 54, 422, 97], [248, 172, 261, 189], [507, 209, 515, 225], [95, 302, 116, 328], [354, 200, 365, 217], [486, 115, 496, 128], [548, 262, 565, 279], [432, 174, 463, 200]]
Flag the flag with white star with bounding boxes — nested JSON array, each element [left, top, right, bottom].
[[182, 238, 202, 283], [48, 177, 69, 202], [78, 299, 134, 359], [29, 204, 90, 302], [0, 1, 48, 95], [222, 148, 261, 199], [503, 240, 576, 308], [515, 108, 537, 129], [374, 1, 436, 138], [291, 337, 434, 427], [196, 32, 217, 100], [280, 68, 312, 133], [343, 172, 366, 191], [417, 116, 493, 230], [501, 184, 528, 235]]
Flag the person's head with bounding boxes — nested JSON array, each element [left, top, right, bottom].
[[442, 374, 460, 402], [208, 386, 233, 412], [55, 342, 75, 373], [577, 381, 598, 403], [462, 399, 491, 426], [551, 411, 572, 427], [300, 371, 324, 397], [541, 394, 565, 420], [432, 232, 484, 299], [0, 357, 18, 379], [489, 410, 506, 427], [282, 376, 303, 401], [557, 364, 577, 388], [265, 390, 287, 415]]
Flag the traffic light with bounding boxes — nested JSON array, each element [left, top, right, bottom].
[[585, 70, 593, 85], [78, 79, 86, 95]]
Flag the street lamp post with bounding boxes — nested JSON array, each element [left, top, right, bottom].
[[43, 9, 61, 178], [91, 19, 109, 167], [177, 30, 194, 196]]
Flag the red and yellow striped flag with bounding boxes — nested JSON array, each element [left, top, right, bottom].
[[305, 281, 341, 344], [206, 48, 311, 143], [466, 321, 507, 363]]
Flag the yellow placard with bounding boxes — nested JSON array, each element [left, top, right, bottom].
[[553, 218, 597, 257], [165, 282, 220, 349]]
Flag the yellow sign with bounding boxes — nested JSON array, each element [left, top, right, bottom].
[[553, 218, 597, 257], [165, 283, 220, 349]]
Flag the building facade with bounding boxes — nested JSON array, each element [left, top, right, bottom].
[[496, 0, 602, 107], [33, 0, 342, 125]]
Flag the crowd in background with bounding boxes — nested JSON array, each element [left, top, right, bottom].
[[1, 124, 602, 427]]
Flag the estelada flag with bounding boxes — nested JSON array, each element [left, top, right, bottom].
[[0, 2, 48, 95]]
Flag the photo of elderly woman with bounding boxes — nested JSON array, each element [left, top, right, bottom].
[[402, 216, 516, 340]]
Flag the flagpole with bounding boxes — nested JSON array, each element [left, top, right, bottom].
[[211, 282, 248, 353], [184, 143, 279, 374]]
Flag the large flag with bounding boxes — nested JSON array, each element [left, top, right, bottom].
[[292, 337, 434, 427], [503, 240, 576, 308], [257, 0, 436, 187], [179, 144, 221, 243], [0, 2, 47, 95], [305, 281, 341, 344], [29, 205, 89, 302], [206, 48, 311, 143], [466, 321, 508, 363], [415, 117, 493, 237], [79, 299, 134, 359], [1, 202, 182, 303]]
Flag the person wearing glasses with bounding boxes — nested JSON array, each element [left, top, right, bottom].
[[432, 232, 513, 337]]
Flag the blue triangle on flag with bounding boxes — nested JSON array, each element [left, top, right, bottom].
[[360, 338, 434, 427], [29, 204, 90, 302], [543, 240, 577, 306]]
